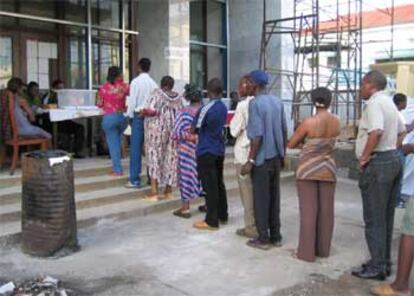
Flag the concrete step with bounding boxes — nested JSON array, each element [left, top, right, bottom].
[[0, 179, 241, 240], [0, 172, 295, 242], [0, 149, 236, 186], [0, 163, 236, 204], [0, 157, 235, 189], [0, 168, 238, 224]]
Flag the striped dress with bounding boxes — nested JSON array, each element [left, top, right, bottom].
[[296, 138, 337, 182], [172, 106, 202, 202]]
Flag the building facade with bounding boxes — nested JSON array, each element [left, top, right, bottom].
[[0, 0, 281, 94]]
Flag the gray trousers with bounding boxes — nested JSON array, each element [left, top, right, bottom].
[[359, 150, 402, 271], [236, 164, 257, 236]]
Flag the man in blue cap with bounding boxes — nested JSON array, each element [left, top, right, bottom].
[[241, 70, 287, 250]]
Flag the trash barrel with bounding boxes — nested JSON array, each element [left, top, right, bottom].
[[21, 150, 79, 257]]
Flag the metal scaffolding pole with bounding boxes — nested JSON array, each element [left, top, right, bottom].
[[260, 0, 369, 136]]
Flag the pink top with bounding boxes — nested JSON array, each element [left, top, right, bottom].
[[97, 80, 129, 114]]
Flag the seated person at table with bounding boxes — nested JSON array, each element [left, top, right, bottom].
[[25, 82, 49, 128], [43, 79, 85, 158], [8, 78, 52, 140], [25, 81, 43, 114]]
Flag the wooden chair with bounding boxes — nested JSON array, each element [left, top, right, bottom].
[[5, 91, 49, 175]]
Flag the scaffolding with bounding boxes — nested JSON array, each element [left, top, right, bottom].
[[260, 0, 365, 130]]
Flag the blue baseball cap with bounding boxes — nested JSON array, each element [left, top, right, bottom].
[[249, 70, 269, 86]]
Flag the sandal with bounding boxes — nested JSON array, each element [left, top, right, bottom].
[[173, 209, 191, 219], [144, 193, 159, 202], [198, 204, 207, 213], [163, 192, 174, 199], [193, 220, 218, 231], [370, 284, 409, 296]]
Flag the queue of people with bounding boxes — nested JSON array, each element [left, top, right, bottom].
[[226, 68, 414, 296], [3, 55, 414, 295]]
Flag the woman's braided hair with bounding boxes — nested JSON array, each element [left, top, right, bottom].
[[184, 83, 202, 103]]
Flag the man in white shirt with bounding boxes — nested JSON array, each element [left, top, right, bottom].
[[230, 75, 257, 239], [393, 93, 414, 209], [352, 70, 406, 281], [125, 58, 158, 188]]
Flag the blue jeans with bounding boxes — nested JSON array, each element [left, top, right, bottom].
[[102, 113, 127, 174], [129, 114, 144, 185], [396, 149, 406, 205]]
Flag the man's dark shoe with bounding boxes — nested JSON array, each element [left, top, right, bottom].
[[270, 238, 282, 247], [198, 204, 207, 213], [219, 218, 228, 225], [236, 228, 257, 239], [246, 238, 271, 251], [360, 262, 391, 277], [351, 267, 386, 281]]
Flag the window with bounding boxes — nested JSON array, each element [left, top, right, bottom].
[[190, 1, 204, 42], [190, 0, 227, 91], [0, 37, 13, 89], [91, 0, 121, 29], [92, 30, 121, 87], [327, 55, 340, 68], [67, 27, 87, 89], [307, 57, 318, 69], [0, 0, 138, 90], [26, 40, 58, 89], [206, 0, 225, 45], [190, 44, 205, 88]]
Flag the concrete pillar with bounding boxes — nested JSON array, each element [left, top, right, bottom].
[[136, 0, 190, 92]]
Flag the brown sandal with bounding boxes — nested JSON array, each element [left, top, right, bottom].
[[193, 220, 218, 231], [173, 209, 191, 219], [163, 192, 174, 199], [144, 193, 159, 202]]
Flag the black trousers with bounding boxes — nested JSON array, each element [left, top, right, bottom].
[[59, 120, 85, 154], [41, 116, 84, 154], [252, 157, 282, 242], [359, 150, 402, 271], [197, 153, 228, 227]]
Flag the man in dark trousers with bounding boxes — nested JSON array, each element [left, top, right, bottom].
[[352, 70, 405, 280], [241, 70, 287, 250], [192, 78, 228, 231]]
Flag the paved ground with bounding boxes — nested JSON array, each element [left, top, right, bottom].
[[0, 177, 406, 296]]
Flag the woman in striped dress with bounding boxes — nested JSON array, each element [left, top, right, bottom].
[[172, 84, 203, 218], [288, 87, 340, 262]]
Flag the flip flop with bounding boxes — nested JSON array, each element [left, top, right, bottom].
[[193, 220, 218, 231], [163, 192, 174, 199], [370, 284, 409, 296], [144, 194, 159, 202], [173, 209, 191, 219]]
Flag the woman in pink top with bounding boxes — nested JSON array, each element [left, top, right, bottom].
[[97, 66, 129, 176]]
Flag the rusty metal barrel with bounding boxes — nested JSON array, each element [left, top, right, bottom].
[[21, 150, 79, 257]]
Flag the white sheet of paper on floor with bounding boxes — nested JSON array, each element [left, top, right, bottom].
[[0, 281, 15, 294], [43, 275, 58, 286]]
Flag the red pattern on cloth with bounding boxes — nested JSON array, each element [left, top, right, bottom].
[[144, 89, 183, 186], [97, 81, 129, 114]]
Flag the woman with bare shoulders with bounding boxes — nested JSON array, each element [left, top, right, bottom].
[[288, 87, 341, 262]]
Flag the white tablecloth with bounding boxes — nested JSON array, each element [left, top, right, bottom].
[[49, 109, 104, 122]]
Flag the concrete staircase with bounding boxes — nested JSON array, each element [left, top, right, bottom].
[[0, 152, 241, 241]]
